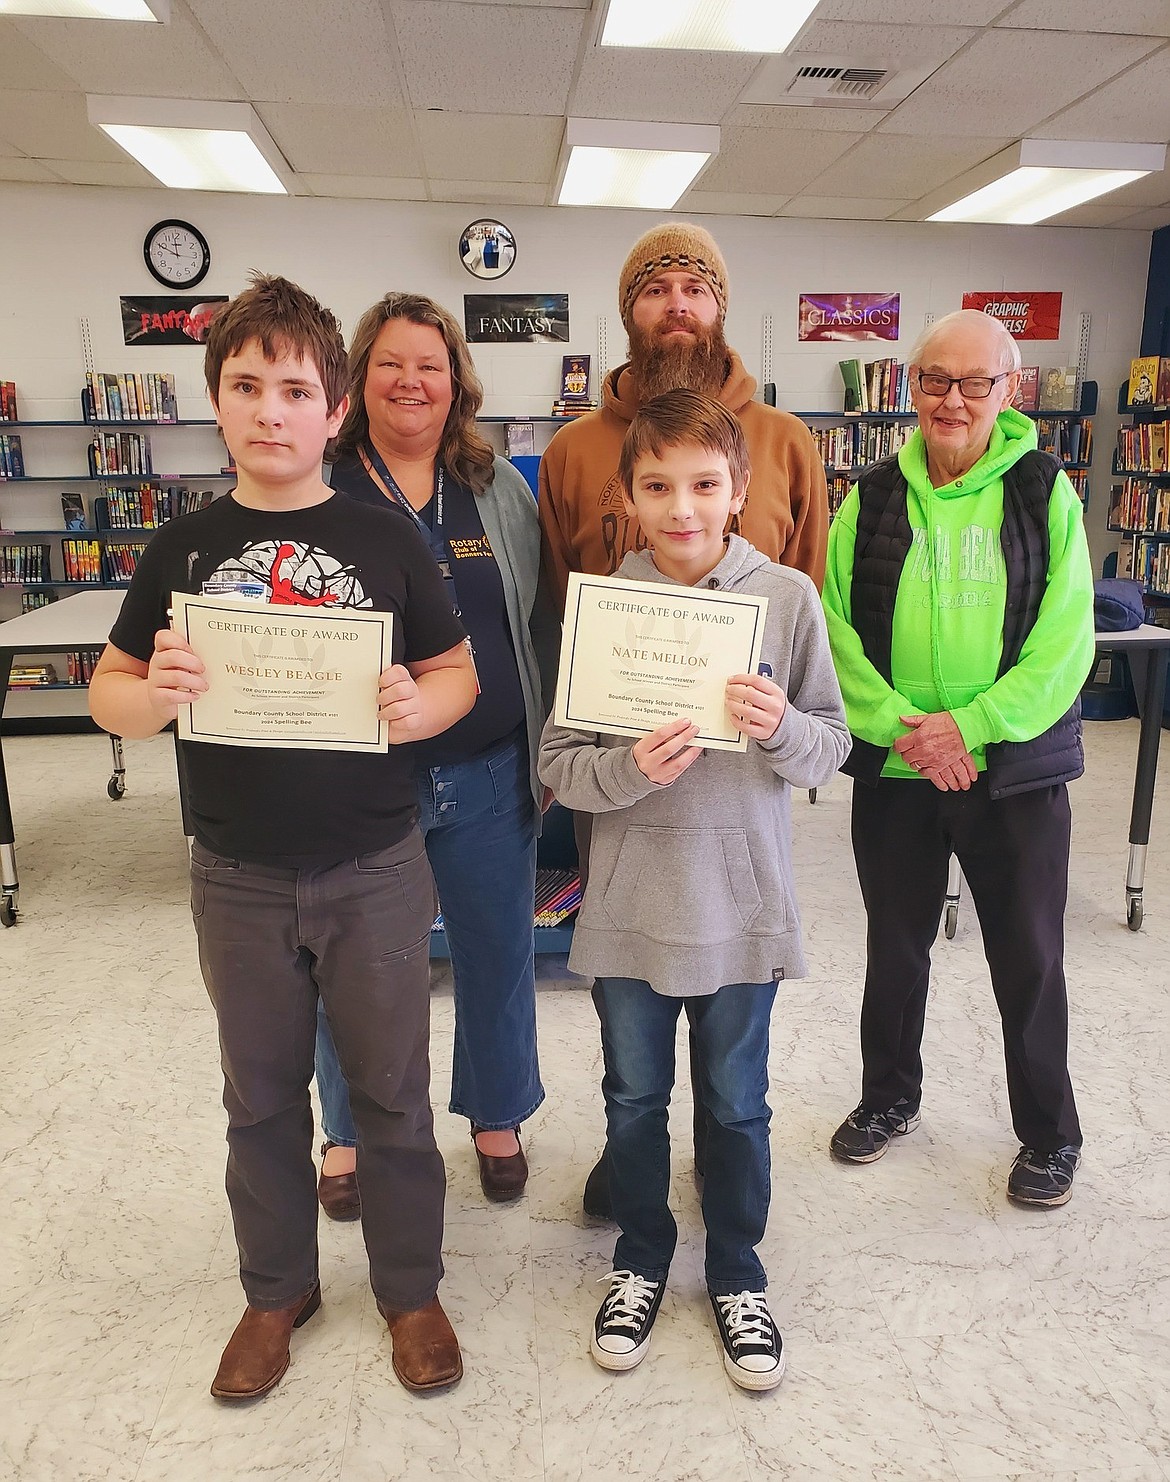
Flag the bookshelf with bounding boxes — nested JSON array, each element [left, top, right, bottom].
[[1109, 378, 1170, 605]]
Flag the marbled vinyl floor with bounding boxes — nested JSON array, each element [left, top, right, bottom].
[[1, 723, 1169, 1482]]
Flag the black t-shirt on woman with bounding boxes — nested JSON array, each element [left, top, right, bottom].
[[109, 492, 466, 864]]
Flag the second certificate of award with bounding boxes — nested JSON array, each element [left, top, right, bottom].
[[554, 573, 768, 753]]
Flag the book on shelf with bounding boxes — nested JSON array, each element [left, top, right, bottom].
[[0, 381, 18, 421], [0, 433, 24, 478], [1012, 367, 1040, 413], [838, 358, 866, 413], [1127, 356, 1160, 408], [61, 492, 87, 530], [1111, 477, 1170, 534], [1159, 358, 1170, 408], [87, 430, 153, 478], [0, 541, 51, 583], [65, 650, 101, 686], [1116, 420, 1170, 474], [551, 400, 597, 418], [83, 370, 178, 423], [1034, 416, 1092, 465], [1038, 367, 1078, 413], [61, 537, 102, 583], [8, 663, 57, 687], [94, 483, 214, 530], [533, 867, 582, 927], [504, 421, 536, 457], [20, 589, 58, 613], [559, 354, 591, 404]]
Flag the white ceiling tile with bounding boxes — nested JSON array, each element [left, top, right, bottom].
[[300, 174, 427, 201], [810, 0, 1008, 22], [1037, 48, 1170, 143], [680, 190, 790, 216], [447, 0, 586, 5], [1044, 202, 1151, 226], [806, 133, 1011, 200], [38, 156, 157, 187], [417, 113, 563, 184], [1113, 206, 1170, 227], [791, 20, 977, 67], [997, 0, 1170, 36], [0, 155, 59, 182], [0, 24, 77, 91], [726, 104, 889, 132], [256, 103, 422, 177], [10, 8, 245, 99], [430, 180, 548, 205], [390, 1, 584, 114], [187, 0, 403, 107], [698, 126, 862, 195], [0, 90, 123, 162], [570, 47, 757, 125], [875, 28, 1161, 137], [778, 195, 910, 219]]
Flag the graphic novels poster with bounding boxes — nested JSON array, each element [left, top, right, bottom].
[[961, 292, 1062, 340], [465, 294, 569, 344], [121, 296, 228, 347], [798, 293, 899, 343]]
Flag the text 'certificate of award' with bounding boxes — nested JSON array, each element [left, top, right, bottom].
[[172, 592, 392, 752], [554, 573, 768, 753]]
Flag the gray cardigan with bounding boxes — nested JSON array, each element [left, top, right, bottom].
[[538, 536, 850, 996], [478, 456, 561, 820]]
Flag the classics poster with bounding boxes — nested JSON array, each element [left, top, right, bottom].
[[797, 292, 899, 343]]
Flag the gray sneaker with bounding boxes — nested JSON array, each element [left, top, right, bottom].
[[1007, 1145, 1081, 1207], [830, 1099, 921, 1163]]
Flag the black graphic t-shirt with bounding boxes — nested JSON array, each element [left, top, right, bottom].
[[330, 452, 525, 764], [109, 493, 466, 863]]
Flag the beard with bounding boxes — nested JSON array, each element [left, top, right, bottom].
[[628, 319, 730, 402]]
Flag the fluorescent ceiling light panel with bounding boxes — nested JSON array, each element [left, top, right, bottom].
[[926, 139, 1166, 225], [0, 1, 168, 17], [600, 0, 816, 52], [556, 119, 717, 208], [87, 96, 291, 194]]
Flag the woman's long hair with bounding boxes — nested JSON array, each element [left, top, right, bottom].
[[332, 292, 495, 496]]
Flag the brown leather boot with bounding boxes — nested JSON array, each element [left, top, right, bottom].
[[210, 1284, 321, 1401], [378, 1297, 463, 1391], [472, 1126, 528, 1202], [317, 1141, 361, 1222]]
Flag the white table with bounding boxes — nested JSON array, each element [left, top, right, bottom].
[[0, 589, 126, 924]]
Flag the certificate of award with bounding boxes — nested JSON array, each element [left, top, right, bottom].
[[172, 592, 392, 752], [554, 573, 768, 753]]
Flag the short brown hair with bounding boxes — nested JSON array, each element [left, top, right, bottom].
[[332, 292, 495, 496], [619, 389, 749, 495], [204, 273, 348, 413]]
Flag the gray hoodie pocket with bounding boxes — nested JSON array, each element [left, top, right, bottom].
[[600, 826, 776, 944]]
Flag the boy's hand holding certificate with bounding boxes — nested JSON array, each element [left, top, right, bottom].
[[171, 591, 393, 752], [554, 573, 768, 753]]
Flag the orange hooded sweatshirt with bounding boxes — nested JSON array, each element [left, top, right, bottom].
[[538, 350, 829, 607]]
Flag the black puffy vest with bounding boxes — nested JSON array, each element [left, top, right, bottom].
[[842, 448, 1084, 799]]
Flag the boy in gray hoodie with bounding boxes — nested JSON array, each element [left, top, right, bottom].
[[539, 390, 849, 1390]]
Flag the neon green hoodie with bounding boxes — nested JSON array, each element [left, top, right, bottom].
[[822, 408, 1095, 780]]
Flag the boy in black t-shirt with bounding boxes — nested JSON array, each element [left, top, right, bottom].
[[90, 276, 476, 1400]]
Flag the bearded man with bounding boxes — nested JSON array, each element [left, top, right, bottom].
[[538, 223, 830, 1220]]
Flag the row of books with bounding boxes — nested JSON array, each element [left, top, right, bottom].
[[1126, 356, 1170, 410], [809, 421, 915, 471], [1016, 367, 1079, 414], [1116, 421, 1169, 475], [0, 542, 51, 583], [83, 371, 178, 424], [827, 474, 853, 517], [551, 400, 597, 419], [837, 357, 913, 415], [20, 589, 57, 613], [8, 663, 58, 687], [61, 538, 146, 584], [1109, 478, 1170, 535], [534, 868, 582, 928], [98, 542, 146, 583], [88, 431, 153, 478], [1034, 417, 1092, 465], [1066, 469, 1089, 505], [1132, 536, 1170, 596], [67, 649, 102, 685], [94, 485, 215, 530], [0, 434, 24, 478], [0, 381, 18, 422]]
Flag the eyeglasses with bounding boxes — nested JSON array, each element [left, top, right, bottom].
[[916, 371, 1012, 400]]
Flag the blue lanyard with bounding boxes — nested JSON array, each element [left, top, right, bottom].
[[360, 443, 460, 615]]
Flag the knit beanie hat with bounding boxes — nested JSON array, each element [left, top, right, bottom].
[[618, 222, 728, 330]]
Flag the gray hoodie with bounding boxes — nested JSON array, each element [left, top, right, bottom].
[[538, 535, 850, 996]]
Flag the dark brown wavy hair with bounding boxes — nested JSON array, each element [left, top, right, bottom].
[[332, 292, 495, 495]]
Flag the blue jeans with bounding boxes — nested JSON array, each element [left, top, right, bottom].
[[594, 976, 776, 1296], [316, 731, 544, 1142]]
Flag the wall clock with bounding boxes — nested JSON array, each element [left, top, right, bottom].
[[459, 218, 516, 280], [143, 219, 211, 290]]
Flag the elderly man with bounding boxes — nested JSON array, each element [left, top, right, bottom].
[[540, 222, 829, 1219], [822, 308, 1094, 1207]]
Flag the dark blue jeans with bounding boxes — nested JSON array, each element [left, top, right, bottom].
[[316, 731, 544, 1141], [594, 976, 776, 1296]]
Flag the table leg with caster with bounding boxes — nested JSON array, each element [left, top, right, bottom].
[[1124, 648, 1168, 931], [107, 734, 126, 800], [0, 652, 17, 925], [942, 854, 961, 940]]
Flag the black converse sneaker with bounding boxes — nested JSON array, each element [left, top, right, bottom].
[[590, 1270, 665, 1372], [710, 1291, 785, 1391], [830, 1098, 921, 1163], [1007, 1145, 1081, 1207]]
